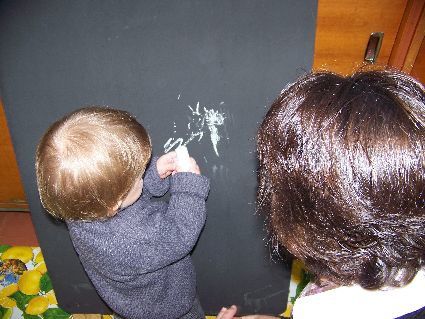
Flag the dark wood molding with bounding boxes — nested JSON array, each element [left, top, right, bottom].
[[389, 0, 425, 69]]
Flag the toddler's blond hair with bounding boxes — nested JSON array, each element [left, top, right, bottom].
[[36, 107, 151, 220]]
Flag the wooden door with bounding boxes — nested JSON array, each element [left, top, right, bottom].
[[314, 0, 425, 82], [0, 99, 28, 211], [398, 0, 425, 83], [411, 38, 425, 82]]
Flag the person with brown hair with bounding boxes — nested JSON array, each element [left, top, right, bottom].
[[218, 70, 425, 319], [36, 107, 209, 319]]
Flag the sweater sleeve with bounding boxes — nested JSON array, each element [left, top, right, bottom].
[[142, 172, 210, 271], [108, 172, 210, 275], [75, 171, 210, 277], [143, 156, 170, 197]]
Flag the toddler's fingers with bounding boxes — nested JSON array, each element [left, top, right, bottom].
[[163, 151, 177, 162], [216, 307, 228, 319], [194, 164, 200, 175], [159, 170, 173, 179], [188, 157, 200, 174], [158, 152, 177, 173], [216, 305, 238, 319], [161, 160, 177, 173]]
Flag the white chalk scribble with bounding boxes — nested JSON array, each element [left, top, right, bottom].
[[164, 100, 226, 156]]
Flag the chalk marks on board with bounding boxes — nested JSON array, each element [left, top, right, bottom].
[[163, 97, 227, 156]]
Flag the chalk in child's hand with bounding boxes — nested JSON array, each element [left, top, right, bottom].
[[175, 145, 191, 171]]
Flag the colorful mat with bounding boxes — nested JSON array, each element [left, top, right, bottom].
[[1, 245, 306, 319]]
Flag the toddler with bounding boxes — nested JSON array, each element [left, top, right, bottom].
[[36, 107, 209, 319]]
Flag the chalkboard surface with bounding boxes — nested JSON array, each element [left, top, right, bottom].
[[0, 0, 316, 315]]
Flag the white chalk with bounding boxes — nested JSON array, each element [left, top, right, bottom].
[[175, 145, 191, 171]]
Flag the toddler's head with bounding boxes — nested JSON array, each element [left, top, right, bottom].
[[257, 70, 425, 289], [36, 107, 151, 221]]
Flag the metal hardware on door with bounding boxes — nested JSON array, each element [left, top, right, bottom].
[[364, 32, 384, 63]]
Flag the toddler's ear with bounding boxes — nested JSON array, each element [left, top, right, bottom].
[[108, 201, 122, 217], [114, 200, 122, 211]]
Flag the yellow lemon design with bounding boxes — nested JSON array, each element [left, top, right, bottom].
[[18, 270, 42, 295], [34, 251, 44, 264], [0, 283, 18, 297], [0, 296, 17, 308], [1, 246, 34, 263], [35, 261, 48, 274], [25, 295, 49, 315], [45, 290, 58, 305]]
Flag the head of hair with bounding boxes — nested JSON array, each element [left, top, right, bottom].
[[36, 106, 151, 221], [257, 70, 425, 289]]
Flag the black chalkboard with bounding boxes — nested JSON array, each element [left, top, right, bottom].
[[0, 0, 316, 315]]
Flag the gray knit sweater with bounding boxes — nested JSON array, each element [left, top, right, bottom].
[[66, 158, 210, 319]]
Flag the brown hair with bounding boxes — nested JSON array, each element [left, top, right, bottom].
[[257, 70, 425, 289], [36, 107, 151, 221]]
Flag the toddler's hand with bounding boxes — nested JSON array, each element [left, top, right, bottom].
[[216, 306, 238, 319], [216, 305, 279, 319], [156, 152, 177, 179], [174, 146, 201, 175], [176, 157, 201, 175]]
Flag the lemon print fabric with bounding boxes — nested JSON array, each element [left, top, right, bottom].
[[0, 244, 71, 319], [1, 247, 33, 264], [25, 296, 49, 315], [18, 270, 43, 296]]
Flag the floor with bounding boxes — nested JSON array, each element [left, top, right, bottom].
[[0, 211, 39, 246]]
